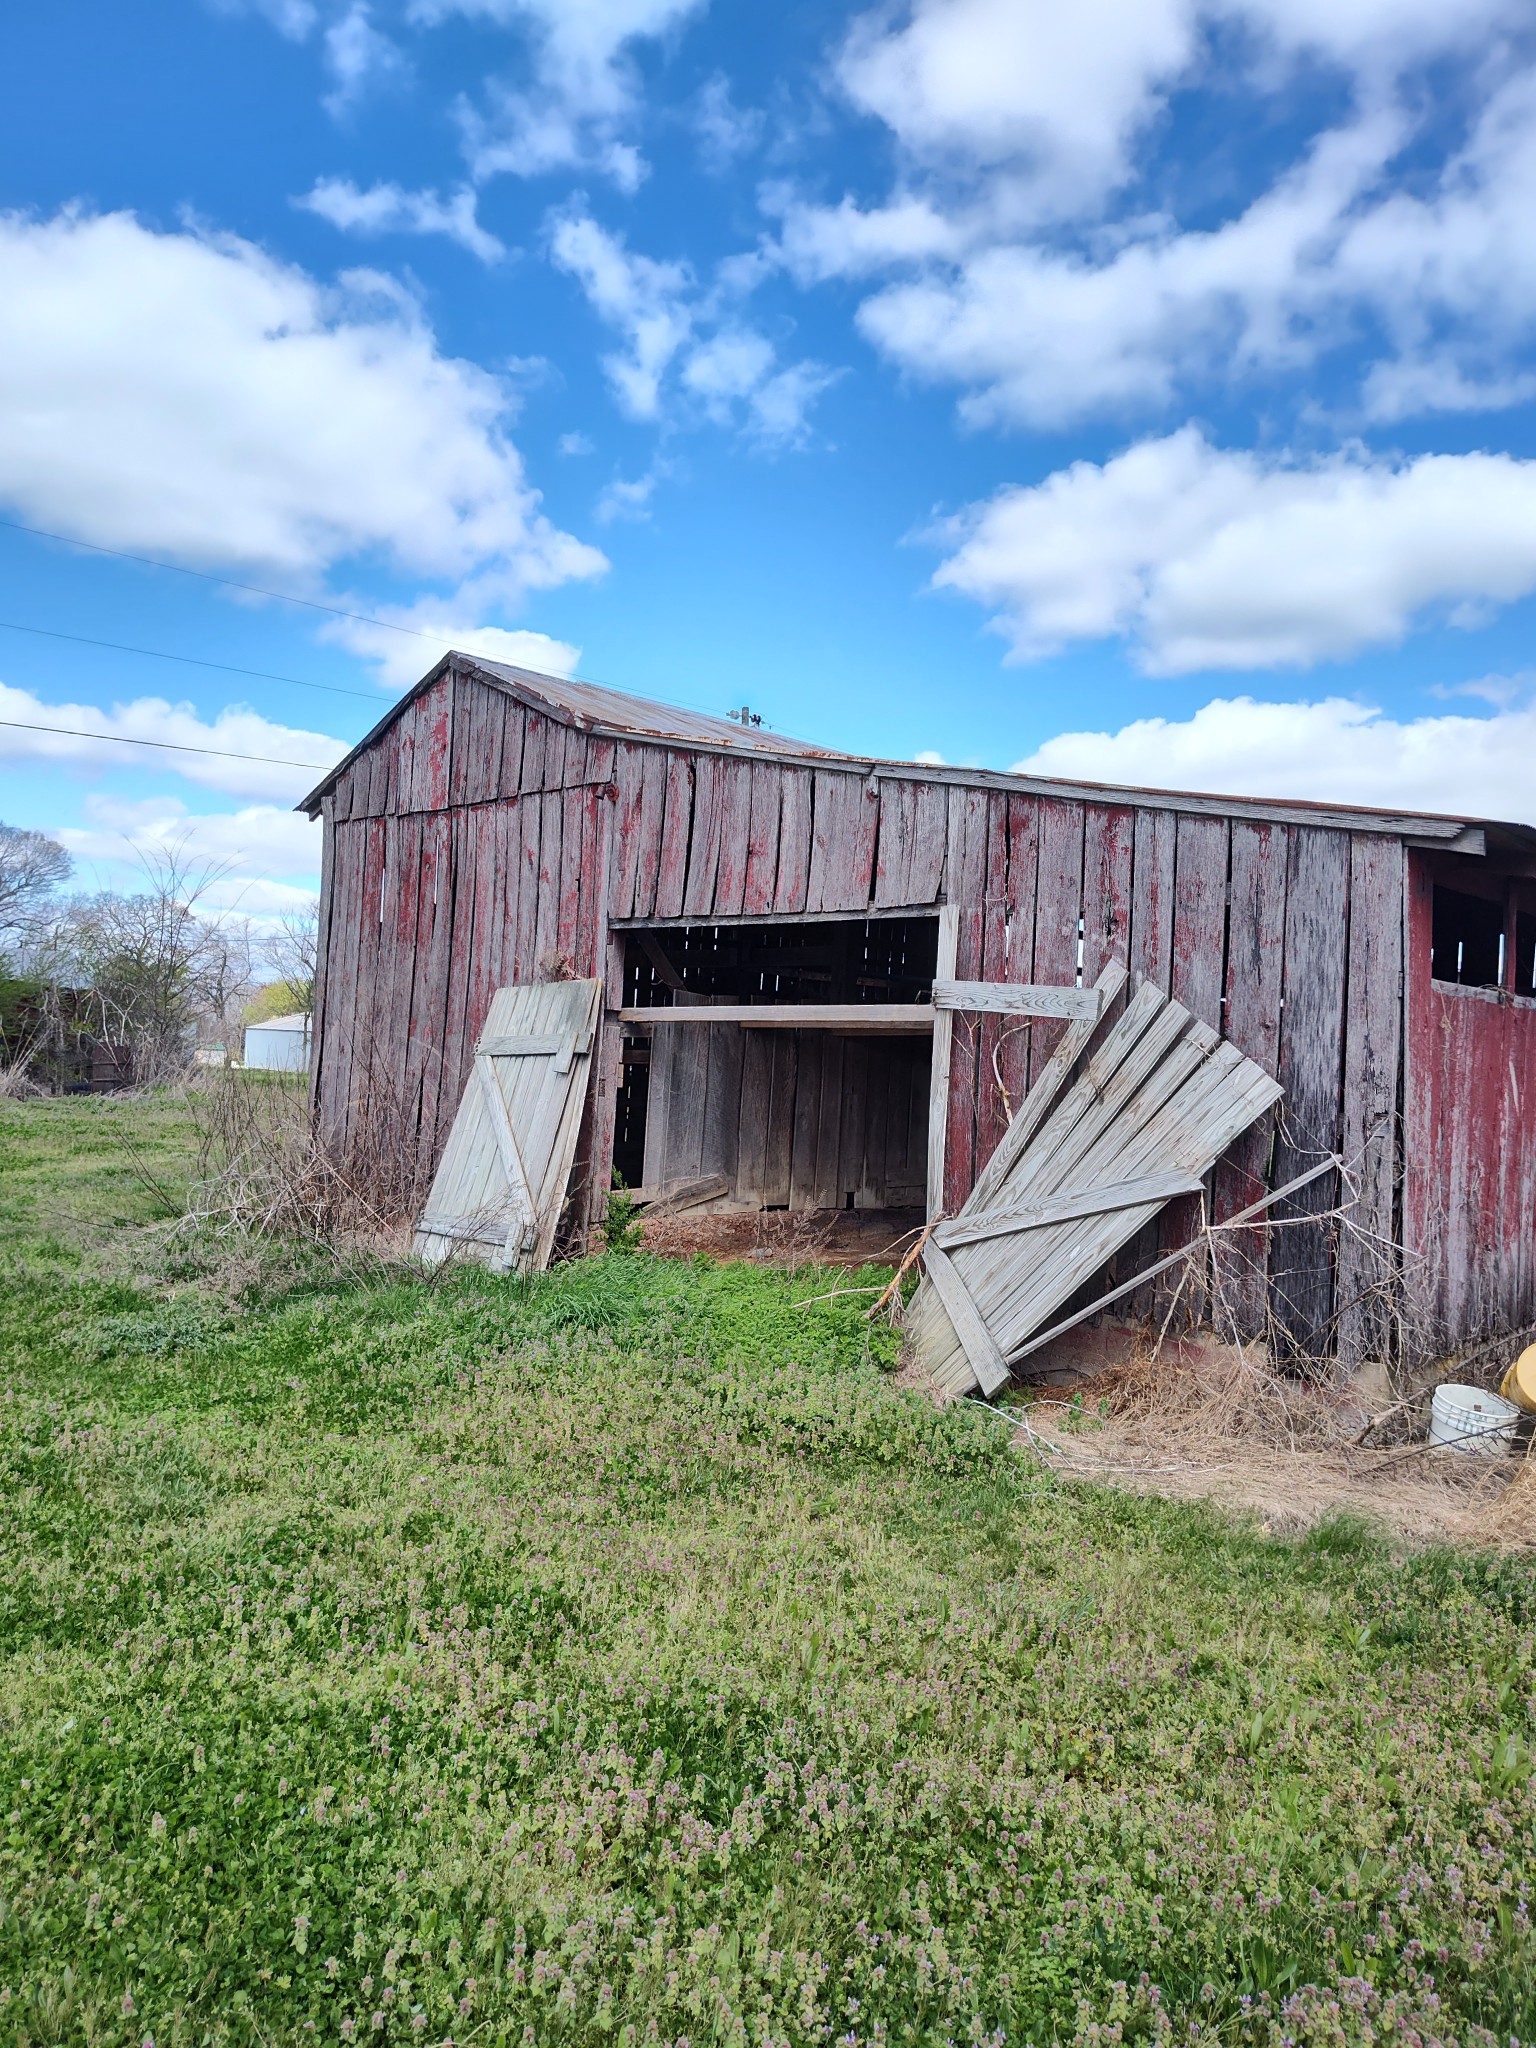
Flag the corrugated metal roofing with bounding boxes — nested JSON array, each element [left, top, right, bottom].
[[474, 660, 837, 757]]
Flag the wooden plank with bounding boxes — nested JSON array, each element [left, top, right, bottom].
[[476, 678, 509, 805], [447, 667, 479, 808], [1337, 833, 1405, 1364], [762, 1029, 797, 1207], [1009, 1157, 1338, 1368], [1171, 815, 1229, 1030], [773, 768, 814, 914], [554, 739, 588, 968], [313, 814, 354, 1144], [907, 782, 950, 905], [813, 1032, 846, 1206], [627, 744, 668, 920], [533, 787, 564, 978], [630, 1174, 729, 1211], [735, 1023, 773, 1205], [934, 980, 1100, 1019], [619, 1003, 935, 1028], [807, 770, 880, 914], [994, 794, 1041, 1133], [1026, 798, 1085, 1088], [573, 738, 614, 980], [789, 1030, 823, 1209], [519, 704, 548, 795], [921, 1241, 1011, 1396], [1081, 805, 1134, 989], [934, 1169, 1207, 1250], [654, 751, 694, 920], [1210, 819, 1287, 1335], [682, 751, 725, 917], [1271, 827, 1351, 1359], [942, 785, 990, 1207], [741, 763, 783, 915], [1155, 812, 1231, 1320], [307, 801, 335, 1121], [478, 1032, 580, 1059], [410, 810, 456, 1162], [511, 788, 541, 983], [476, 1054, 536, 1228], [927, 904, 959, 1218], [437, 806, 484, 1161], [973, 792, 1014, 1181], [498, 701, 526, 801], [711, 757, 753, 917], [967, 959, 1130, 1216], [699, 1015, 745, 1194], [1129, 806, 1177, 992], [608, 742, 648, 922], [873, 779, 915, 909], [1118, 804, 1180, 1306], [839, 1034, 869, 1205]]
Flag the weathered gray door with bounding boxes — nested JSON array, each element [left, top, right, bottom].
[[415, 979, 601, 1272], [910, 965, 1284, 1399]]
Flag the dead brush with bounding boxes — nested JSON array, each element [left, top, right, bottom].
[[178, 1051, 433, 1257], [986, 1153, 1532, 1543]]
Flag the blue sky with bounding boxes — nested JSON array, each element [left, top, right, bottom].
[[3, 0, 1536, 924]]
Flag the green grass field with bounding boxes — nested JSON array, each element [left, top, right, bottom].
[[1, 1089, 1533, 2047]]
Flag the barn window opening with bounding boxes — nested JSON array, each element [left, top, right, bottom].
[[1517, 912, 1536, 1000], [1431, 885, 1505, 990], [612, 914, 938, 1226]]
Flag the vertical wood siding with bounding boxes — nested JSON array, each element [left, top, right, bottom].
[[312, 664, 1455, 1352], [1404, 852, 1536, 1348]]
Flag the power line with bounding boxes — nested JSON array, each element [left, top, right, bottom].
[[0, 716, 338, 774], [0, 515, 439, 640], [0, 616, 386, 703]]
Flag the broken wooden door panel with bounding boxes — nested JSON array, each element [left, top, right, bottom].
[[908, 967, 1284, 1398], [415, 978, 601, 1271]]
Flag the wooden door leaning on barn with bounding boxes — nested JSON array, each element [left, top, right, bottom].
[[415, 979, 601, 1272]]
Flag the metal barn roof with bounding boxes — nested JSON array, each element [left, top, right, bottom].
[[298, 652, 1536, 856]]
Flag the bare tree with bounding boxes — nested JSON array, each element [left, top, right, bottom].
[[43, 843, 256, 1085], [0, 822, 72, 948], [263, 906, 319, 1019]]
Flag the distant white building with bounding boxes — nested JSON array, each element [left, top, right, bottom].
[[242, 1012, 312, 1073]]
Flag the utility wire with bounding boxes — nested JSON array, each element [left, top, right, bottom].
[[0, 716, 338, 774], [0, 515, 438, 640], [0, 616, 386, 703]]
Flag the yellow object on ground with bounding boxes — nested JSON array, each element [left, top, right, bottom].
[[1499, 1344, 1536, 1412]]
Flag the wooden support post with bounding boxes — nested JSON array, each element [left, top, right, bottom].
[[927, 904, 959, 1220]]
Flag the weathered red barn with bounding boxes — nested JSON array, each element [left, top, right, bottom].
[[300, 653, 1536, 1368]]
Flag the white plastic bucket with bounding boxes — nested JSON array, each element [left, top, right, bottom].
[[1429, 1383, 1520, 1454]]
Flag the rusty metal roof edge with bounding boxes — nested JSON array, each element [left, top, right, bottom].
[[296, 654, 1536, 849]]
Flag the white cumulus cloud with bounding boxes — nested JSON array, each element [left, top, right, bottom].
[[429, 0, 706, 189], [0, 207, 605, 600], [933, 429, 1536, 672], [298, 178, 505, 262], [549, 208, 830, 442], [778, 1, 1536, 426], [59, 792, 325, 905], [321, 601, 580, 693], [0, 681, 348, 804], [323, 3, 407, 115], [1016, 691, 1536, 826]]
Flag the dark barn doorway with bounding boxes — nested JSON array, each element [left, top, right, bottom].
[[612, 914, 938, 1227]]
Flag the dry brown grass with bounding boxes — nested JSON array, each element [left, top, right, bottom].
[[180, 1063, 429, 1254], [977, 1337, 1532, 1547]]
